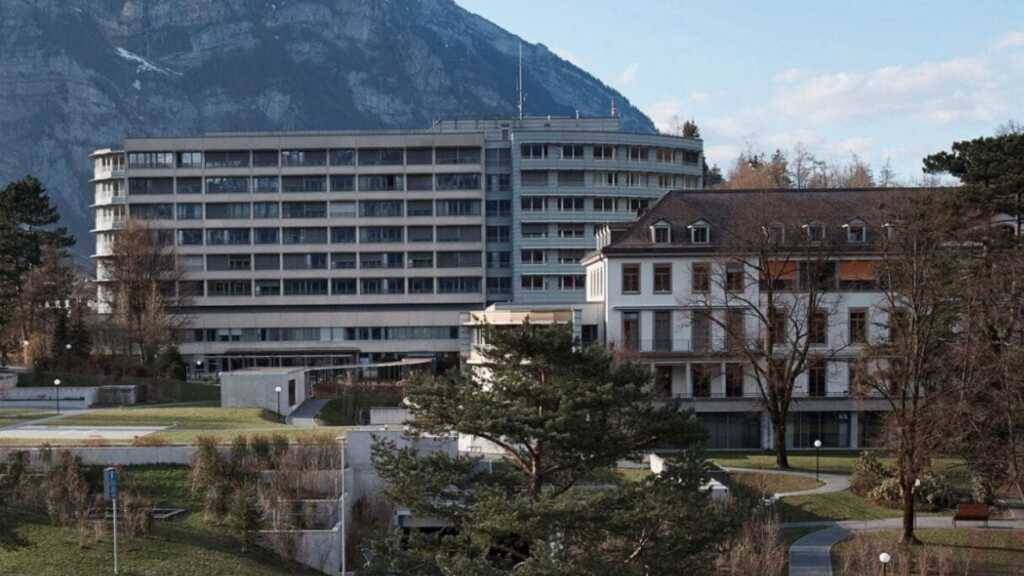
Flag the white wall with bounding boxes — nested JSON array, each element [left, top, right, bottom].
[[220, 370, 307, 416]]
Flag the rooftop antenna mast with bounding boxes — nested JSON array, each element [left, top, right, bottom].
[[517, 42, 525, 120]]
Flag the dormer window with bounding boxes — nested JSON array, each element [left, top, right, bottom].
[[764, 223, 785, 244], [688, 222, 710, 244], [803, 222, 825, 242], [844, 220, 867, 243], [651, 221, 672, 244]]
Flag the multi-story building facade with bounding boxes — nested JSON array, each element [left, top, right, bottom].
[[583, 188, 903, 450], [90, 117, 701, 375]]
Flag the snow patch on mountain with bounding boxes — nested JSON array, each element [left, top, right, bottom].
[[114, 47, 182, 76]]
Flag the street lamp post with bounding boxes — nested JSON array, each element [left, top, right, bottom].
[[274, 385, 282, 418], [53, 378, 61, 415], [879, 552, 891, 575], [194, 359, 203, 381], [813, 439, 822, 481]]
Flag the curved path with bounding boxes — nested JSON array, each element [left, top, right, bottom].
[[721, 466, 850, 498]]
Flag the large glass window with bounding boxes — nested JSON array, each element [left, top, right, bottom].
[[361, 277, 405, 294], [282, 227, 328, 244], [791, 412, 850, 448], [653, 263, 672, 293], [254, 227, 279, 244], [487, 226, 510, 242], [436, 226, 481, 242], [207, 279, 251, 297], [283, 278, 329, 296], [359, 226, 403, 243], [206, 177, 249, 194], [206, 228, 251, 245], [329, 148, 355, 166], [129, 203, 173, 220], [176, 177, 202, 194], [435, 147, 480, 165], [281, 149, 326, 167], [283, 253, 328, 270], [436, 199, 480, 216], [176, 203, 203, 220], [437, 251, 481, 268], [405, 147, 433, 165], [206, 254, 251, 271], [359, 200, 403, 218], [254, 254, 280, 270], [406, 174, 433, 191], [408, 226, 433, 242], [255, 279, 281, 296], [621, 311, 640, 351], [621, 264, 640, 293], [653, 311, 672, 351], [437, 276, 481, 293], [330, 252, 356, 269], [329, 201, 356, 218], [177, 151, 202, 168], [177, 229, 204, 246], [128, 152, 173, 169], [253, 202, 280, 219], [205, 202, 251, 219], [331, 227, 356, 244], [282, 175, 326, 193], [808, 359, 828, 397], [409, 277, 434, 294], [253, 176, 279, 193], [434, 173, 480, 191], [252, 150, 278, 167], [282, 201, 327, 219], [358, 148, 403, 166], [330, 175, 355, 192], [204, 150, 250, 168], [407, 200, 433, 217], [697, 413, 761, 449], [358, 174, 404, 192], [129, 178, 173, 195], [331, 278, 357, 295]]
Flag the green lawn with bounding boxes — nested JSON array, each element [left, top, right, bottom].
[[0, 404, 349, 445], [832, 528, 1024, 575], [0, 465, 319, 575], [0, 408, 54, 427]]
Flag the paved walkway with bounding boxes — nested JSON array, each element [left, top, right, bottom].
[[286, 398, 329, 427], [0, 409, 87, 431], [722, 466, 851, 498]]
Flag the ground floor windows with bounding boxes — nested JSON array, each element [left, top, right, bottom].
[[697, 413, 762, 450], [790, 411, 851, 448]]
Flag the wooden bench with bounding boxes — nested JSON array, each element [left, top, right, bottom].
[[952, 503, 991, 527]]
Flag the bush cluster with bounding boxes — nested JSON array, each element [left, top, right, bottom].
[[850, 451, 958, 511]]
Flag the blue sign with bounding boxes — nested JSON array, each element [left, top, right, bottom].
[[103, 467, 119, 501]]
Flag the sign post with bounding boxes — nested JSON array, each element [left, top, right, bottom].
[[103, 467, 119, 574]]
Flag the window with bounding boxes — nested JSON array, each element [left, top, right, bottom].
[[176, 177, 202, 194], [809, 309, 829, 345], [205, 202, 251, 219], [804, 222, 826, 242], [282, 227, 328, 244], [407, 200, 434, 217], [655, 366, 673, 398], [128, 152, 173, 169], [330, 226, 356, 244], [206, 254, 252, 271], [848, 309, 868, 344], [281, 149, 326, 167], [283, 278, 329, 296], [253, 177, 279, 193], [408, 226, 434, 242], [360, 277, 406, 295], [594, 172, 619, 187], [436, 251, 482, 268], [557, 171, 584, 187], [558, 224, 584, 238], [520, 223, 547, 238], [329, 148, 355, 166], [359, 226, 403, 243], [628, 146, 648, 162], [726, 263, 745, 292], [770, 308, 787, 344], [486, 225, 510, 242], [845, 222, 866, 243], [330, 252, 356, 269], [282, 175, 327, 193], [593, 145, 615, 160], [177, 151, 202, 168], [253, 150, 278, 167], [434, 173, 479, 191], [176, 203, 203, 220], [521, 275, 545, 291], [359, 200, 403, 218], [726, 309, 745, 350], [521, 250, 545, 265], [178, 280, 204, 297], [521, 197, 545, 212], [405, 147, 433, 165], [177, 226, 202, 243], [725, 364, 745, 398], [254, 254, 280, 270], [629, 198, 650, 214], [255, 279, 280, 297], [360, 252, 405, 269], [560, 144, 584, 159], [557, 197, 584, 211], [438, 276, 481, 293], [487, 251, 511, 268], [435, 147, 480, 165], [179, 255, 204, 272], [653, 264, 672, 293], [594, 197, 616, 212], [692, 263, 710, 292], [654, 311, 672, 351], [487, 277, 511, 293], [520, 144, 547, 159], [207, 280, 251, 297], [808, 359, 827, 397], [328, 201, 356, 218], [406, 174, 433, 191], [558, 250, 583, 264], [331, 278, 357, 295], [358, 174, 404, 192], [559, 275, 584, 290], [408, 252, 434, 268], [889, 309, 909, 342], [486, 147, 512, 166], [436, 226, 480, 242], [692, 310, 712, 351], [253, 202, 280, 219], [282, 201, 327, 219], [838, 260, 877, 291], [690, 364, 714, 397], [437, 199, 480, 216], [798, 261, 837, 292], [409, 278, 435, 294], [622, 264, 640, 293], [254, 227, 280, 244], [129, 178, 174, 195], [206, 228, 251, 245], [486, 174, 511, 192], [652, 224, 671, 243], [622, 311, 640, 351], [690, 223, 709, 244], [520, 171, 548, 187], [766, 223, 785, 244], [204, 150, 250, 168], [206, 177, 249, 194], [283, 253, 328, 270], [486, 199, 511, 217], [330, 175, 355, 192]]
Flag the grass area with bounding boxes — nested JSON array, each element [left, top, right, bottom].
[[732, 471, 822, 496], [775, 489, 943, 523], [0, 404, 349, 445], [0, 408, 54, 426], [0, 465, 319, 575], [710, 450, 966, 477], [832, 528, 1024, 575]]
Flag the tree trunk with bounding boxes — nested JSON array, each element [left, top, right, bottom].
[[900, 477, 919, 545], [773, 419, 790, 469]]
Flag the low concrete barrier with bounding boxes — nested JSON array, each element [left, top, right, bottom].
[[0, 445, 198, 467]]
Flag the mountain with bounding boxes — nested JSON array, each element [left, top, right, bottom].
[[0, 0, 655, 260]]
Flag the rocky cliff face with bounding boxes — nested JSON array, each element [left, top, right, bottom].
[[0, 0, 654, 259]]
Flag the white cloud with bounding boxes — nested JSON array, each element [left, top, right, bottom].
[[772, 68, 806, 84], [615, 62, 639, 87], [997, 30, 1024, 50], [645, 98, 684, 132]]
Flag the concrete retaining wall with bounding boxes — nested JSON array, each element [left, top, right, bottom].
[[0, 385, 138, 409], [0, 445, 198, 467], [368, 407, 410, 425], [0, 372, 16, 393]]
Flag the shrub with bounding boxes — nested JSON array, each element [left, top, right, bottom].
[[915, 472, 956, 510], [131, 434, 168, 447], [716, 513, 785, 575], [189, 435, 223, 496], [270, 433, 290, 466], [119, 488, 154, 538], [250, 434, 271, 467], [850, 451, 890, 496], [227, 483, 261, 552], [868, 476, 903, 508]]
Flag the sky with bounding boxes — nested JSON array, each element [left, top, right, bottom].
[[457, 0, 1024, 183]]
